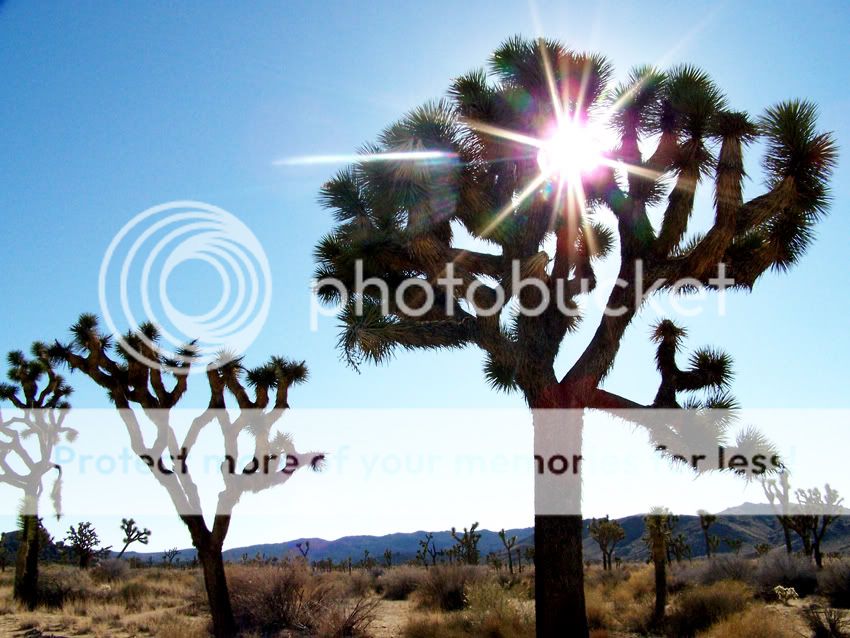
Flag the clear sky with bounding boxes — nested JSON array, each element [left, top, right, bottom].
[[1, 1, 847, 551]]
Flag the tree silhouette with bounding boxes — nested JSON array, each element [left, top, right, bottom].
[[0, 343, 74, 608], [791, 484, 843, 568], [65, 521, 104, 569], [698, 510, 717, 558], [313, 36, 836, 635], [53, 314, 322, 638], [498, 528, 518, 574], [117, 518, 151, 559], [589, 516, 625, 570], [450, 522, 481, 565], [644, 507, 674, 627]]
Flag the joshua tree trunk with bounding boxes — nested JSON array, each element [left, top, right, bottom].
[[14, 507, 39, 610], [185, 515, 237, 638], [533, 405, 587, 638], [782, 524, 793, 554], [652, 550, 667, 625]]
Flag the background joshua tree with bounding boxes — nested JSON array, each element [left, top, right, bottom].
[[117, 517, 151, 559], [53, 314, 321, 638], [698, 510, 717, 558], [644, 507, 674, 627], [313, 36, 835, 635], [65, 521, 105, 569], [417, 531, 439, 567], [383, 547, 394, 567], [763, 470, 796, 554], [162, 547, 179, 566], [790, 484, 843, 568], [296, 541, 311, 559], [498, 528, 518, 574], [589, 515, 625, 570], [450, 521, 481, 565], [0, 344, 75, 609], [670, 533, 691, 562], [723, 538, 743, 555]]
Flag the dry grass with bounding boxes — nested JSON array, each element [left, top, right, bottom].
[[699, 605, 799, 638]]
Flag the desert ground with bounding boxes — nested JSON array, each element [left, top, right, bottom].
[[1, 554, 848, 637]]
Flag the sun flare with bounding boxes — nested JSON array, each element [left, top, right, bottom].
[[537, 120, 607, 179]]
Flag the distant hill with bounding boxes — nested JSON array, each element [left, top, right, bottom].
[[6, 506, 849, 565]]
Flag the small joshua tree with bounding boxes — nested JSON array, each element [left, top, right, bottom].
[[498, 529, 518, 574], [0, 344, 74, 608], [417, 532, 439, 567], [53, 314, 322, 638], [296, 541, 311, 559], [117, 518, 151, 559], [791, 484, 843, 568], [451, 522, 481, 565], [383, 548, 393, 568], [644, 507, 674, 627], [65, 521, 103, 569], [698, 510, 718, 558], [670, 533, 691, 562], [589, 516, 625, 571], [723, 538, 743, 555], [162, 547, 179, 566]]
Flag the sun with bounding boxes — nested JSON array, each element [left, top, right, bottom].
[[536, 120, 606, 179]]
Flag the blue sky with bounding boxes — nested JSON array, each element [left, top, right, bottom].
[[1, 1, 847, 550]]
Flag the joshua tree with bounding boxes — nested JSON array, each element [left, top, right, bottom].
[[313, 36, 835, 634], [589, 516, 625, 571], [0, 344, 75, 609], [65, 521, 103, 569], [162, 547, 179, 566], [754, 543, 772, 556], [723, 538, 743, 555], [296, 541, 311, 559], [117, 518, 151, 559], [383, 548, 394, 568], [644, 507, 674, 627], [450, 522, 481, 565], [417, 532, 439, 567], [763, 471, 796, 554], [698, 510, 717, 558], [53, 314, 322, 638], [498, 529, 518, 574], [670, 533, 691, 562], [791, 484, 843, 568]]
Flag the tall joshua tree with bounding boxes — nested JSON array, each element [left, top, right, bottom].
[[313, 37, 836, 635], [0, 344, 74, 609], [53, 314, 322, 638]]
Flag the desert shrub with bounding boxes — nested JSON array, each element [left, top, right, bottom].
[[754, 551, 817, 598], [699, 556, 751, 585], [117, 580, 150, 608], [664, 581, 750, 637], [584, 587, 613, 630], [616, 599, 653, 635], [403, 587, 534, 638], [699, 605, 797, 638], [37, 567, 94, 608], [92, 558, 130, 583], [819, 560, 850, 608], [315, 597, 380, 637], [227, 564, 334, 633], [803, 604, 850, 638], [345, 570, 375, 597], [416, 565, 480, 612], [378, 566, 425, 600]]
